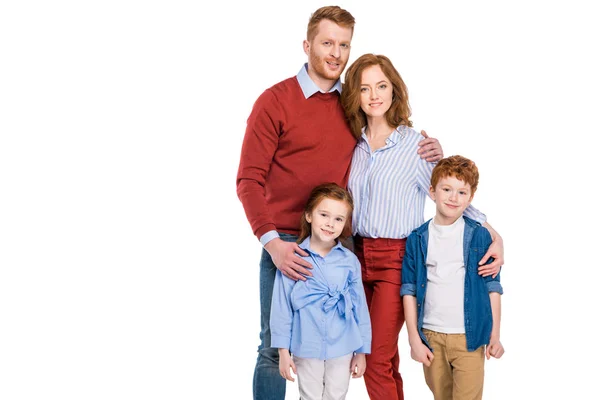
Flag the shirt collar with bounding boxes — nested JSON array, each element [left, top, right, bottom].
[[296, 63, 343, 99], [298, 236, 346, 255], [359, 125, 407, 146]]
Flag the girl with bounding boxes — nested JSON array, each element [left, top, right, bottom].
[[270, 183, 371, 400]]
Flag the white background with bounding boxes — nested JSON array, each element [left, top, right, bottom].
[[1, 0, 598, 399]]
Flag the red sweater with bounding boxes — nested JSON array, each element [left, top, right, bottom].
[[237, 77, 357, 239]]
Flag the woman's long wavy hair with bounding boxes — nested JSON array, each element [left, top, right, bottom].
[[298, 183, 354, 244], [341, 54, 412, 139]]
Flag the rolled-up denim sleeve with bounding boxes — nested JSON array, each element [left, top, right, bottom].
[[400, 283, 416, 297], [401, 234, 418, 297], [476, 227, 503, 295], [486, 280, 503, 294]]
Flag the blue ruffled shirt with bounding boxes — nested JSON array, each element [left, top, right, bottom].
[[270, 237, 372, 360]]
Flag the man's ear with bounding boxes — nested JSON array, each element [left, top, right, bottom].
[[303, 40, 310, 56]]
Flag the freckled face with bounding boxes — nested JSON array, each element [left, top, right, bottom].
[[306, 198, 350, 247], [360, 65, 393, 118], [304, 20, 353, 85], [429, 176, 473, 225]]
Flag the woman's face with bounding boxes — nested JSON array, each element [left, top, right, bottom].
[[359, 65, 393, 118]]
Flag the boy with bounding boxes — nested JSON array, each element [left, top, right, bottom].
[[400, 155, 504, 400]]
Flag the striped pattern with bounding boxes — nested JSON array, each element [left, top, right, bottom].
[[348, 126, 485, 239]]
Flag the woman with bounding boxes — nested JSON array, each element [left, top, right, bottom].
[[340, 54, 504, 400]]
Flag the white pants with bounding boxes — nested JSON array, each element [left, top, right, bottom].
[[293, 353, 353, 400]]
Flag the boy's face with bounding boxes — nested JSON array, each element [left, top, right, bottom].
[[429, 176, 474, 225]]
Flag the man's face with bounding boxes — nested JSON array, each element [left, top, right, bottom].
[[304, 20, 352, 86]]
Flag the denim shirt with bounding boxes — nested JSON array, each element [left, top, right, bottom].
[[400, 216, 503, 351], [270, 237, 372, 360]]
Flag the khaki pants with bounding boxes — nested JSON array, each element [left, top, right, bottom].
[[422, 329, 485, 400]]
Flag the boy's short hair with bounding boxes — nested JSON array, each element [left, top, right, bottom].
[[430, 155, 479, 195], [307, 6, 355, 42]]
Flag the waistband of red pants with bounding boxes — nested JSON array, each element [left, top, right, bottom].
[[353, 235, 407, 246]]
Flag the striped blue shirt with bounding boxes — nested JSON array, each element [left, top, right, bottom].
[[348, 125, 485, 239]]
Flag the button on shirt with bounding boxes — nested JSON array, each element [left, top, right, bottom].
[[349, 125, 486, 239], [270, 237, 372, 360]]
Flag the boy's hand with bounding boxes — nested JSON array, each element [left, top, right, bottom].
[[486, 339, 505, 360], [278, 349, 297, 382], [350, 353, 366, 378], [410, 341, 434, 367]]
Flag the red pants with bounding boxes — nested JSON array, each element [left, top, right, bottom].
[[354, 235, 406, 400]]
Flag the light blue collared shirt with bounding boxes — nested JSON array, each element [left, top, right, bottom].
[[270, 237, 372, 360], [349, 125, 486, 239], [259, 64, 343, 246], [296, 63, 343, 99]]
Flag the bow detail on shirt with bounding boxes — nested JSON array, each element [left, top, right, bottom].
[[291, 279, 354, 318]]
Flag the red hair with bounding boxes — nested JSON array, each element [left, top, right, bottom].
[[306, 6, 355, 42], [298, 183, 354, 243], [430, 155, 479, 195], [341, 54, 412, 139]]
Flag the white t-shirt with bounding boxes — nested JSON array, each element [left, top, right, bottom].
[[422, 217, 466, 334]]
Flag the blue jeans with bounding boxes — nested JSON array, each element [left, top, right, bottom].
[[253, 233, 298, 400]]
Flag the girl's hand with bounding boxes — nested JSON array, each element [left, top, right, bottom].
[[278, 349, 297, 382], [350, 353, 366, 378]]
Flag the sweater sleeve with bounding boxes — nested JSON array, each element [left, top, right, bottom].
[[236, 89, 283, 239]]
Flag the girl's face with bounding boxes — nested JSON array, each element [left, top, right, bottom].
[[359, 64, 393, 118], [305, 197, 350, 246]]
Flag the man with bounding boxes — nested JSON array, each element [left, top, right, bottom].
[[236, 6, 444, 400]]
